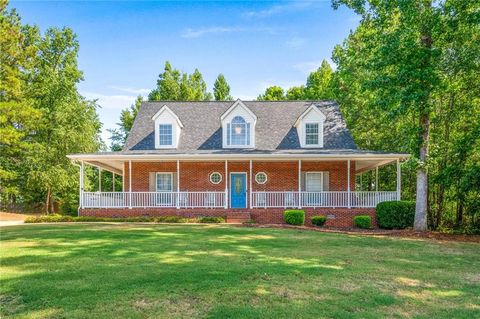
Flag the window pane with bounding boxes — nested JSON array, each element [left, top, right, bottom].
[[159, 124, 172, 145], [305, 123, 319, 145], [230, 116, 248, 145], [156, 174, 173, 191], [306, 172, 323, 192]]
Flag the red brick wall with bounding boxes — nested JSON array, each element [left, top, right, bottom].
[[80, 207, 376, 228], [123, 160, 355, 192]]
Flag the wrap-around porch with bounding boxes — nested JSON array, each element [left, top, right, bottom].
[[76, 157, 403, 210]]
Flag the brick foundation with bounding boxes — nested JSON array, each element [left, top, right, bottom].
[[79, 207, 376, 228]]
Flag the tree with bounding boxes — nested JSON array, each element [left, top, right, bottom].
[[148, 61, 212, 101], [23, 27, 102, 213], [213, 74, 233, 101], [305, 60, 335, 99], [286, 86, 305, 100], [109, 95, 143, 151], [332, 0, 480, 231], [0, 6, 40, 200], [332, 0, 442, 231], [257, 86, 285, 101]]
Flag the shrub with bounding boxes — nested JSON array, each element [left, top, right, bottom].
[[354, 215, 372, 229], [198, 216, 225, 223], [284, 210, 305, 226], [376, 201, 415, 229], [311, 215, 327, 227], [156, 216, 188, 223]]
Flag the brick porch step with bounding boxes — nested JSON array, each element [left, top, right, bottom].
[[226, 212, 251, 223]]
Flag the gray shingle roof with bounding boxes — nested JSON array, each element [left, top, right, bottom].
[[124, 100, 357, 152]]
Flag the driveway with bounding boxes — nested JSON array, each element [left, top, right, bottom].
[[0, 212, 30, 226]]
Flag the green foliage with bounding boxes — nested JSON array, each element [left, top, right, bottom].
[[24, 215, 227, 223], [311, 215, 327, 227], [257, 86, 285, 101], [148, 61, 211, 101], [198, 216, 225, 223], [283, 210, 305, 226], [353, 215, 372, 229], [376, 201, 416, 229], [108, 95, 143, 151], [305, 60, 335, 99], [213, 74, 232, 101]]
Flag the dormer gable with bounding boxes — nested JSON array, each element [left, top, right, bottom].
[[221, 99, 257, 148], [294, 104, 326, 148], [152, 105, 183, 149]]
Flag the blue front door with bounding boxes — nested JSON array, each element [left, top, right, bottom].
[[230, 173, 246, 208]]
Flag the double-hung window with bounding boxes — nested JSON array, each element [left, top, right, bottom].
[[159, 124, 173, 146], [156, 173, 173, 206], [305, 123, 319, 146], [227, 116, 250, 146]]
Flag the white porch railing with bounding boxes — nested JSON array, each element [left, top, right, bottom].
[[82, 191, 225, 208], [251, 191, 398, 208], [83, 191, 397, 209]]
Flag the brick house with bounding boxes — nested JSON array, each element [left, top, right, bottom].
[[68, 100, 409, 226]]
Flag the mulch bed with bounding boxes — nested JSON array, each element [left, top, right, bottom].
[[240, 223, 480, 243]]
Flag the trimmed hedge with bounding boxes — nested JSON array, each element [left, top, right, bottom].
[[376, 200, 415, 229], [24, 215, 224, 224], [284, 210, 305, 226], [354, 215, 372, 229], [311, 215, 327, 227], [198, 216, 225, 223]]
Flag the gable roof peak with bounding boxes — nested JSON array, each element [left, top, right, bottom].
[[220, 99, 257, 121], [294, 103, 326, 127], [151, 104, 184, 128]]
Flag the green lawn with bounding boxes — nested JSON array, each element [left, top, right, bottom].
[[1, 224, 479, 319]]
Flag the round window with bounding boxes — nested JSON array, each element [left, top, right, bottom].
[[255, 172, 268, 184], [209, 172, 222, 184]]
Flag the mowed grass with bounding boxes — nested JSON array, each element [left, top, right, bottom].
[[0, 224, 479, 319]]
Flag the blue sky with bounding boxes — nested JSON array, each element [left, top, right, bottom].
[[10, 1, 359, 143]]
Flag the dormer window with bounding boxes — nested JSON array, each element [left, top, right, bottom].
[[159, 124, 173, 146], [152, 105, 183, 149], [305, 123, 320, 145], [294, 104, 326, 148], [221, 99, 256, 148], [228, 116, 250, 146]]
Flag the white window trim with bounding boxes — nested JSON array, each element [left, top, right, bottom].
[[156, 172, 173, 192], [209, 172, 223, 184], [303, 121, 323, 148], [305, 171, 324, 192], [255, 172, 268, 184]]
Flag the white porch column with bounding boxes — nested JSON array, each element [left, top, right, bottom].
[[375, 167, 379, 191], [98, 168, 102, 192], [347, 160, 351, 208], [112, 173, 115, 192], [224, 160, 228, 209], [80, 161, 84, 209], [298, 160, 302, 209], [396, 159, 401, 200], [249, 160, 252, 209], [129, 160, 132, 209], [176, 160, 180, 209]]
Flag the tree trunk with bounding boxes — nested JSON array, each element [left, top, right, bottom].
[[45, 188, 51, 215], [414, 114, 429, 231]]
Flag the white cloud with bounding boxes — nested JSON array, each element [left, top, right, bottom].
[[181, 26, 244, 38], [293, 60, 323, 74], [108, 85, 150, 95], [82, 91, 138, 109], [286, 37, 306, 49], [242, 1, 319, 19], [181, 26, 274, 38]]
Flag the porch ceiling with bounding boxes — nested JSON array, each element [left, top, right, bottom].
[[71, 155, 406, 176]]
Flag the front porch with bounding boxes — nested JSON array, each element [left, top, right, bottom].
[[73, 156, 404, 212]]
